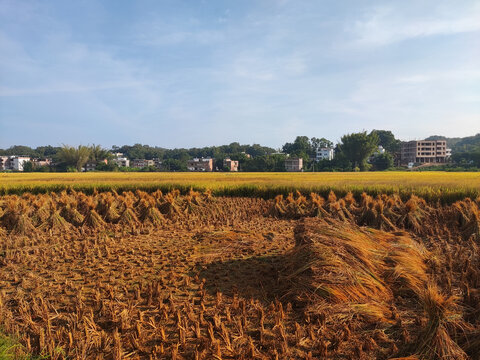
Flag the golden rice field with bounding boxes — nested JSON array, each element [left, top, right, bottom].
[[1, 171, 480, 203]]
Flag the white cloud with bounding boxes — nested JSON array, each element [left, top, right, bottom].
[[132, 17, 224, 46], [395, 70, 480, 84], [352, 3, 480, 46]]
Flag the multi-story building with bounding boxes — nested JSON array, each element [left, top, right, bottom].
[[32, 158, 52, 168], [285, 158, 303, 172], [223, 158, 239, 172], [0, 156, 32, 171], [400, 140, 449, 165], [0, 156, 9, 170], [83, 159, 108, 172], [153, 158, 163, 170], [316, 148, 334, 161], [84, 162, 97, 172], [187, 158, 214, 172], [131, 159, 154, 168], [112, 157, 130, 167]]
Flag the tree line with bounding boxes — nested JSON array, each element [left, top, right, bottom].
[[1, 131, 479, 172]]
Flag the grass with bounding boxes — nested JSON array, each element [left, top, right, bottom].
[[0, 334, 16, 360], [0, 332, 32, 360], [1, 172, 480, 203]]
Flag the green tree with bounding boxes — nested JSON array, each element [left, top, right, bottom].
[[58, 145, 92, 172], [89, 144, 112, 162], [371, 153, 394, 170], [338, 132, 379, 171], [22, 161, 33, 172], [370, 130, 401, 153], [310, 137, 333, 150], [282, 136, 311, 156]]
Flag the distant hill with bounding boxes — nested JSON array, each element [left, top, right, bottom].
[[426, 134, 480, 153]]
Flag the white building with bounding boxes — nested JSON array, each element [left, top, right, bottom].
[[446, 148, 452, 158], [316, 148, 334, 161], [112, 157, 130, 167], [0, 156, 32, 171], [12, 156, 30, 171], [376, 145, 386, 155]]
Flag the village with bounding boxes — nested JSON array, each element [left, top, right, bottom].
[[1, 138, 453, 172]]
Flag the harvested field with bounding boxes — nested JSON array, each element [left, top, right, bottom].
[[1, 189, 480, 359]]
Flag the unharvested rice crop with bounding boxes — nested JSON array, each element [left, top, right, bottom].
[[1, 172, 480, 203], [1, 184, 480, 359]]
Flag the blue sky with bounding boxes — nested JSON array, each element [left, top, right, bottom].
[[1, 0, 479, 149]]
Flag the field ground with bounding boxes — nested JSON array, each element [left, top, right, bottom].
[[1, 189, 479, 359], [2, 172, 480, 202]]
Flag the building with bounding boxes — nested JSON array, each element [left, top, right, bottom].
[[12, 156, 31, 171], [131, 159, 154, 168], [187, 158, 214, 172], [32, 158, 52, 168], [223, 158, 239, 172], [112, 157, 130, 167], [316, 148, 334, 161], [0, 156, 9, 171], [0, 156, 31, 171], [400, 140, 449, 165], [83, 159, 108, 172], [285, 157, 303, 172], [84, 162, 97, 172], [375, 146, 386, 155], [153, 158, 163, 170]]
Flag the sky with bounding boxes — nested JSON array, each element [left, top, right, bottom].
[[0, 0, 479, 149]]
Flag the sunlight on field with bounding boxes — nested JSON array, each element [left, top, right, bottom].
[[1, 171, 479, 202]]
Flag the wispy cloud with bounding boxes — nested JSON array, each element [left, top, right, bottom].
[[132, 16, 225, 47], [0, 80, 147, 96], [136, 29, 224, 46], [351, 3, 480, 46], [395, 70, 480, 84]]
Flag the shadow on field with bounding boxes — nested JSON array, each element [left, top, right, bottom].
[[198, 254, 288, 304]]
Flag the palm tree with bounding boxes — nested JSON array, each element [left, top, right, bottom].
[[58, 145, 92, 172], [89, 144, 112, 163]]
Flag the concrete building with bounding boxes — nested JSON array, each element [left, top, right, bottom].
[[187, 158, 214, 172], [112, 157, 130, 167], [223, 158, 239, 172], [83, 159, 108, 172], [0, 156, 31, 171], [0, 156, 9, 171], [131, 159, 154, 168], [285, 158, 303, 172], [84, 162, 97, 172], [153, 158, 163, 170], [32, 158, 52, 168], [400, 140, 449, 165], [376, 146, 386, 155], [316, 147, 334, 161]]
